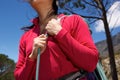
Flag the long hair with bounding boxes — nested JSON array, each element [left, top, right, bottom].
[[21, 0, 58, 31]]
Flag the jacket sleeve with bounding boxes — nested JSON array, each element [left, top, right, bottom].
[[14, 34, 36, 80], [54, 15, 99, 72]]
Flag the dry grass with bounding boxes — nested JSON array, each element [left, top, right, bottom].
[[101, 53, 120, 80]]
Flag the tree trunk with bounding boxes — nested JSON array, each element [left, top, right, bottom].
[[102, 11, 118, 80]]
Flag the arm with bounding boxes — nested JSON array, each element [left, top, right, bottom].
[[14, 35, 36, 80], [54, 15, 99, 72]]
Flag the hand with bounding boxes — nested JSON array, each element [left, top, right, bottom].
[[45, 19, 62, 36], [29, 34, 47, 59]]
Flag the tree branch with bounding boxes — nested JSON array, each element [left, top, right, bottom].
[[89, 19, 100, 24], [82, 0, 100, 9], [63, 6, 102, 20], [81, 15, 102, 20]]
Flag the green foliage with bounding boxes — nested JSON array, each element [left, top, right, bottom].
[[0, 72, 15, 80], [0, 54, 15, 80]]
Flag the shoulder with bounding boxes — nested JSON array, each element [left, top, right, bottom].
[[66, 14, 83, 19], [71, 14, 88, 26], [65, 14, 87, 24], [61, 14, 85, 24], [19, 29, 33, 43], [71, 14, 86, 23], [66, 14, 89, 31]]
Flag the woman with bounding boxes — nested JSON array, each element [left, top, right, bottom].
[[14, 0, 99, 80]]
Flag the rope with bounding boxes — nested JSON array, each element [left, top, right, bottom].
[[35, 16, 64, 80], [36, 48, 40, 80]]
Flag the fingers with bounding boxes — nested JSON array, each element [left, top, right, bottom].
[[30, 34, 48, 59], [35, 40, 46, 46], [47, 19, 60, 26], [33, 34, 47, 49], [45, 19, 62, 36], [38, 34, 47, 38]]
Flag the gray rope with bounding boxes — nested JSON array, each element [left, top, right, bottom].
[[36, 48, 40, 80], [35, 17, 63, 80]]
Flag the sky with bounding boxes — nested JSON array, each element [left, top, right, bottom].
[[0, 0, 120, 62]]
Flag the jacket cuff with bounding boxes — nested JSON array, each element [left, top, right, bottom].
[[26, 57, 37, 63], [54, 28, 68, 40]]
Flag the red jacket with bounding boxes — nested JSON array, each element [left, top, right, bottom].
[[14, 14, 98, 80]]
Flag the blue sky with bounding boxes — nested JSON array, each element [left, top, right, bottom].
[[0, 0, 33, 62], [0, 0, 120, 62]]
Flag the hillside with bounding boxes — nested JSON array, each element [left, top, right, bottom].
[[101, 53, 120, 80], [95, 32, 120, 80], [95, 32, 120, 58]]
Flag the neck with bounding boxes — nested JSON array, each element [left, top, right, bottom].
[[36, 4, 56, 34], [34, 4, 53, 24], [39, 9, 53, 23]]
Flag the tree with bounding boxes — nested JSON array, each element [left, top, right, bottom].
[[58, 0, 119, 80], [0, 54, 15, 80]]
